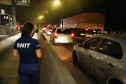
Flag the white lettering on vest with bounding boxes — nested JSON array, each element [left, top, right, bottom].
[[17, 43, 31, 48]]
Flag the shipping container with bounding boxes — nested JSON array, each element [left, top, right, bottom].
[[61, 13, 105, 37]]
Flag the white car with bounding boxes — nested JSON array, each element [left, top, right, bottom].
[[73, 34, 126, 84], [50, 28, 74, 45]]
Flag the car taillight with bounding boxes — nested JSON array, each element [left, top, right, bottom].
[[85, 28, 89, 31], [54, 33, 58, 38], [71, 33, 74, 38]]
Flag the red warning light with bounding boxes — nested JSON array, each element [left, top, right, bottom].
[[15, 24, 18, 27]]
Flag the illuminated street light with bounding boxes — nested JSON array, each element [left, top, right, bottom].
[[55, 1, 59, 5], [39, 16, 41, 19], [52, 0, 61, 9], [53, 0, 60, 6], [41, 15, 44, 18], [39, 15, 44, 19]]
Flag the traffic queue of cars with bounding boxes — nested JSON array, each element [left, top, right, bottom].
[[45, 27, 53, 36], [73, 34, 126, 84], [42, 27, 74, 45], [42, 27, 126, 84]]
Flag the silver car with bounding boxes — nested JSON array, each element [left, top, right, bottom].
[[50, 28, 74, 45], [73, 34, 126, 84]]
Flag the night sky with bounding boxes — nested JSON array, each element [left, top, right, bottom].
[[0, 0, 126, 29]]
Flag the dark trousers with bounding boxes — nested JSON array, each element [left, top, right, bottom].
[[18, 63, 40, 84]]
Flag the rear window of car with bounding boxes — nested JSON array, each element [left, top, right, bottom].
[[57, 29, 71, 34]]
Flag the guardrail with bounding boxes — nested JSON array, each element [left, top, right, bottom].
[[38, 30, 77, 84]]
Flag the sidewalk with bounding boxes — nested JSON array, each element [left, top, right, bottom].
[[0, 35, 10, 41], [0, 33, 21, 84], [0, 31, 20, 41], [0, 33, 21, 52]]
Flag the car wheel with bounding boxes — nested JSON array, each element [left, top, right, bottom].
[[73, 51, 79, 66], [108, 78, 123, 84]]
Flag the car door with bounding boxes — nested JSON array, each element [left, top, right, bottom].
[[91, 39, 123, 83], [78, 37, 101, 72]]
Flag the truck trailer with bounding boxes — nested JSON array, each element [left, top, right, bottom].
[[61, 13, 105, 37]]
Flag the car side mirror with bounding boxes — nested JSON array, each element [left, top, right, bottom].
[[83, 43, 89, 49]]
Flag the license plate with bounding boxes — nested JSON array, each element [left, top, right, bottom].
[[61, 40, 67, 43]]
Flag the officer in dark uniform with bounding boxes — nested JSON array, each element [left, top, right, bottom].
[[13, 23, 42, 84]]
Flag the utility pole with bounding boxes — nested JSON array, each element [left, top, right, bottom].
[[12, 0, 16, 22]]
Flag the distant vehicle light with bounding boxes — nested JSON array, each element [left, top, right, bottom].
[[15, 24, 18, 27], [54, 33, 58, 38], [105, 37, 109, 39], [93, 30, 96, 32], [81, 33, 85, 35], [45, 26, 48, 28], [85, 28, 89, 31], [71, 33, 74, 38]]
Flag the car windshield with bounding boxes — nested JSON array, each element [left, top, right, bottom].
[[57, 29, 71, 34]]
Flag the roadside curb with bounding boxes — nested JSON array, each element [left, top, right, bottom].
[[0, 35, 10, 41], [0, 31, 20, 41]]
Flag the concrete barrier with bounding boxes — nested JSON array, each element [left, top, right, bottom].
[[38, 31, 77, 84]]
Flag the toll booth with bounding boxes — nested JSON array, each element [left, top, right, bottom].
[[0, 14, 17, 35]]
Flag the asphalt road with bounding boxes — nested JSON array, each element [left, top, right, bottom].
[[43, 33, 101, 84]]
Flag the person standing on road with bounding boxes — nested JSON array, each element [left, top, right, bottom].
[[13, 23, 42, 84]]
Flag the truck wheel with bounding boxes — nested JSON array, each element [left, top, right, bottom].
[[73, 51, 79, 66]]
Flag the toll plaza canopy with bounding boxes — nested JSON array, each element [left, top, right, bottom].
[[0, 0, 30, 6]]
